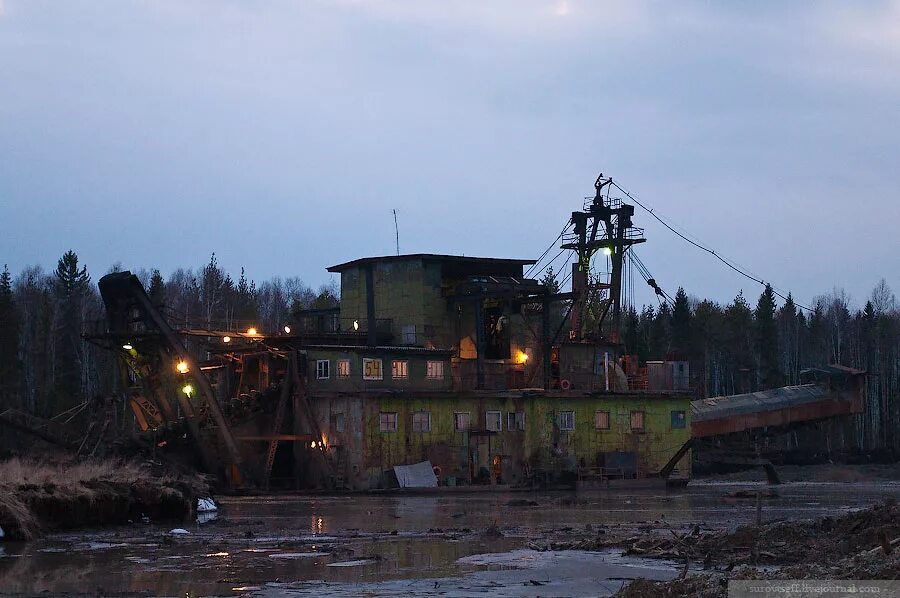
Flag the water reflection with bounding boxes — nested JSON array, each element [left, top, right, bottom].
[[0, 482, 896, 596]]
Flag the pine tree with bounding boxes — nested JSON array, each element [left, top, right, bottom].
[[777, 293, 800, 384], [723, 291, 754, 394], [234, 267, 259, 324], [53, 250, 90, 413], [0, 265, 22, 411], [148, 269, 166, 307], [755, 284, 781, 389], [200, 253, 227, 326], [648, 303, 672, 360], [540, 267, 561, 294], [670, 287, 692, 359], [693, 299, 724, 397]]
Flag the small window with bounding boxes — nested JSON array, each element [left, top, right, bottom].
[[630, 411, 645, 432], [337, 359, 351, 378], [316, 359, 330, 380], [559, 410, 575, 431], [485, 410, 502, 432], [363, 358, 383, 380], [671, 410, 686, 429], [508, 411, 525, 431], [401, 324, 417, 345], [412, 411, 431, 432], [426, 360, 445, 380], [595, 410, 610, 430], [392, 360, 409, 380], [379, 412, 397, 432], [333, 412, 345, 432], [454, 412, 470, 431]]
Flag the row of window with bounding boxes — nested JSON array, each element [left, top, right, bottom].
[[316, 358, 445, 381], [376, 409, 687, 433]]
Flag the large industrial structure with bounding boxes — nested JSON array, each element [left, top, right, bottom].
[[0, 174, 867, 491]]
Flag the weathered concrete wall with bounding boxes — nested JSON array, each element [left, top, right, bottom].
[[309, 392, 692, 489]]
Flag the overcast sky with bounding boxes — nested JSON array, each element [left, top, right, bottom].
[[1, 1, 898, 309]]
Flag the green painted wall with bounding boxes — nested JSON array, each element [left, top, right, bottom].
[[311, 392, 692, 488]]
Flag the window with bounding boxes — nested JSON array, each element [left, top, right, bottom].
[[316, 359, 330, 380], [412, 411, 431, 432], [363, 358, 383, 380], [630, 411, 645, 432], [559, 410, 575, 431], [595, 410, 610, 430], [392, 360, 409, 380], [379, 412, 397, 432], [401, 324, 417, 345], [454, 412, 470, 431], [333, 412, 345, 432], [485, 410, 502, 432], [508, 411, 525, 431], [426, 360, 445, 380], [671, 410, 686, 429], [337, 359, 351, 378]]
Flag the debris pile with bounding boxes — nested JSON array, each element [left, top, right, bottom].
[[544, 500, 899, 568], [610, 500, 900, 597]]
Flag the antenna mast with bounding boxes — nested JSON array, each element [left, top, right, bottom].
[[393, 209, 400, 255]]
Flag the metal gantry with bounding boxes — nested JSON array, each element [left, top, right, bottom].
[[561, 174, 646, 343]]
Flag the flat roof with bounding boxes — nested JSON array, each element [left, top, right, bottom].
[[327, 253, 536, 273]]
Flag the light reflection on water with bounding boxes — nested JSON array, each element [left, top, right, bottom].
[[0, 482, 896, 596]]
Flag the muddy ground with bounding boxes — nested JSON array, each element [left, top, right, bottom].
[[0, 471, 898, 597]]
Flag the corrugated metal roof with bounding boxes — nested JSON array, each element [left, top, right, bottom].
[[691, 384, 828, 422]]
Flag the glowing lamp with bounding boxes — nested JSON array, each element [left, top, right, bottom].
[[122, 343, 133, 351], [516, 350, 529, 364], [176, 360, 189, 374], [352, 320, 360, 331], [310, 441, 316, 449], [283, 325, 291, 334], [602, 247, 612, 256], [223, 336, 231, 343], [182, 384, 194, 396], [247, 327, 258, 336]]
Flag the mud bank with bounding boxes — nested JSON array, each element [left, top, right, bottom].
[[539, 500, 900, 597], [0, 458, 209, 540]]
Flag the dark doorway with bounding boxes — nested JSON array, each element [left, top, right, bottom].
[[484, 306, 510, 359]]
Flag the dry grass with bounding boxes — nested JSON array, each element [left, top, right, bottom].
[[0, 457, 144, 488], [0, 457, 209, 540]]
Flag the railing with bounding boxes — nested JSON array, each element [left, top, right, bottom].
[[293, 315, 393, 337]]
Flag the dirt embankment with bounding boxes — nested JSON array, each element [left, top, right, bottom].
[[0, 458, 210, 540], [532, 499, 900, 597]]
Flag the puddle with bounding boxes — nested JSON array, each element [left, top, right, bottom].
[[0, 482, 897, 596]]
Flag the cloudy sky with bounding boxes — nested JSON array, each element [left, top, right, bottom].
[[1, 1, 898, 309]]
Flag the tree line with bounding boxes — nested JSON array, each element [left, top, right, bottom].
[[0, 251, 338, 425], [621, 281, 899, 453]]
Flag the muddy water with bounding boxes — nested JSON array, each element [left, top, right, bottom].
[[1, 481, 897, 597]]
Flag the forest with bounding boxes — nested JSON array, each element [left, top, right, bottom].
[[0, 251, 338, 428], [0, 250, 897, 456]]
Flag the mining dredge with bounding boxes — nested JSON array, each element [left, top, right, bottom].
[[0, 175, 866, 491]]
